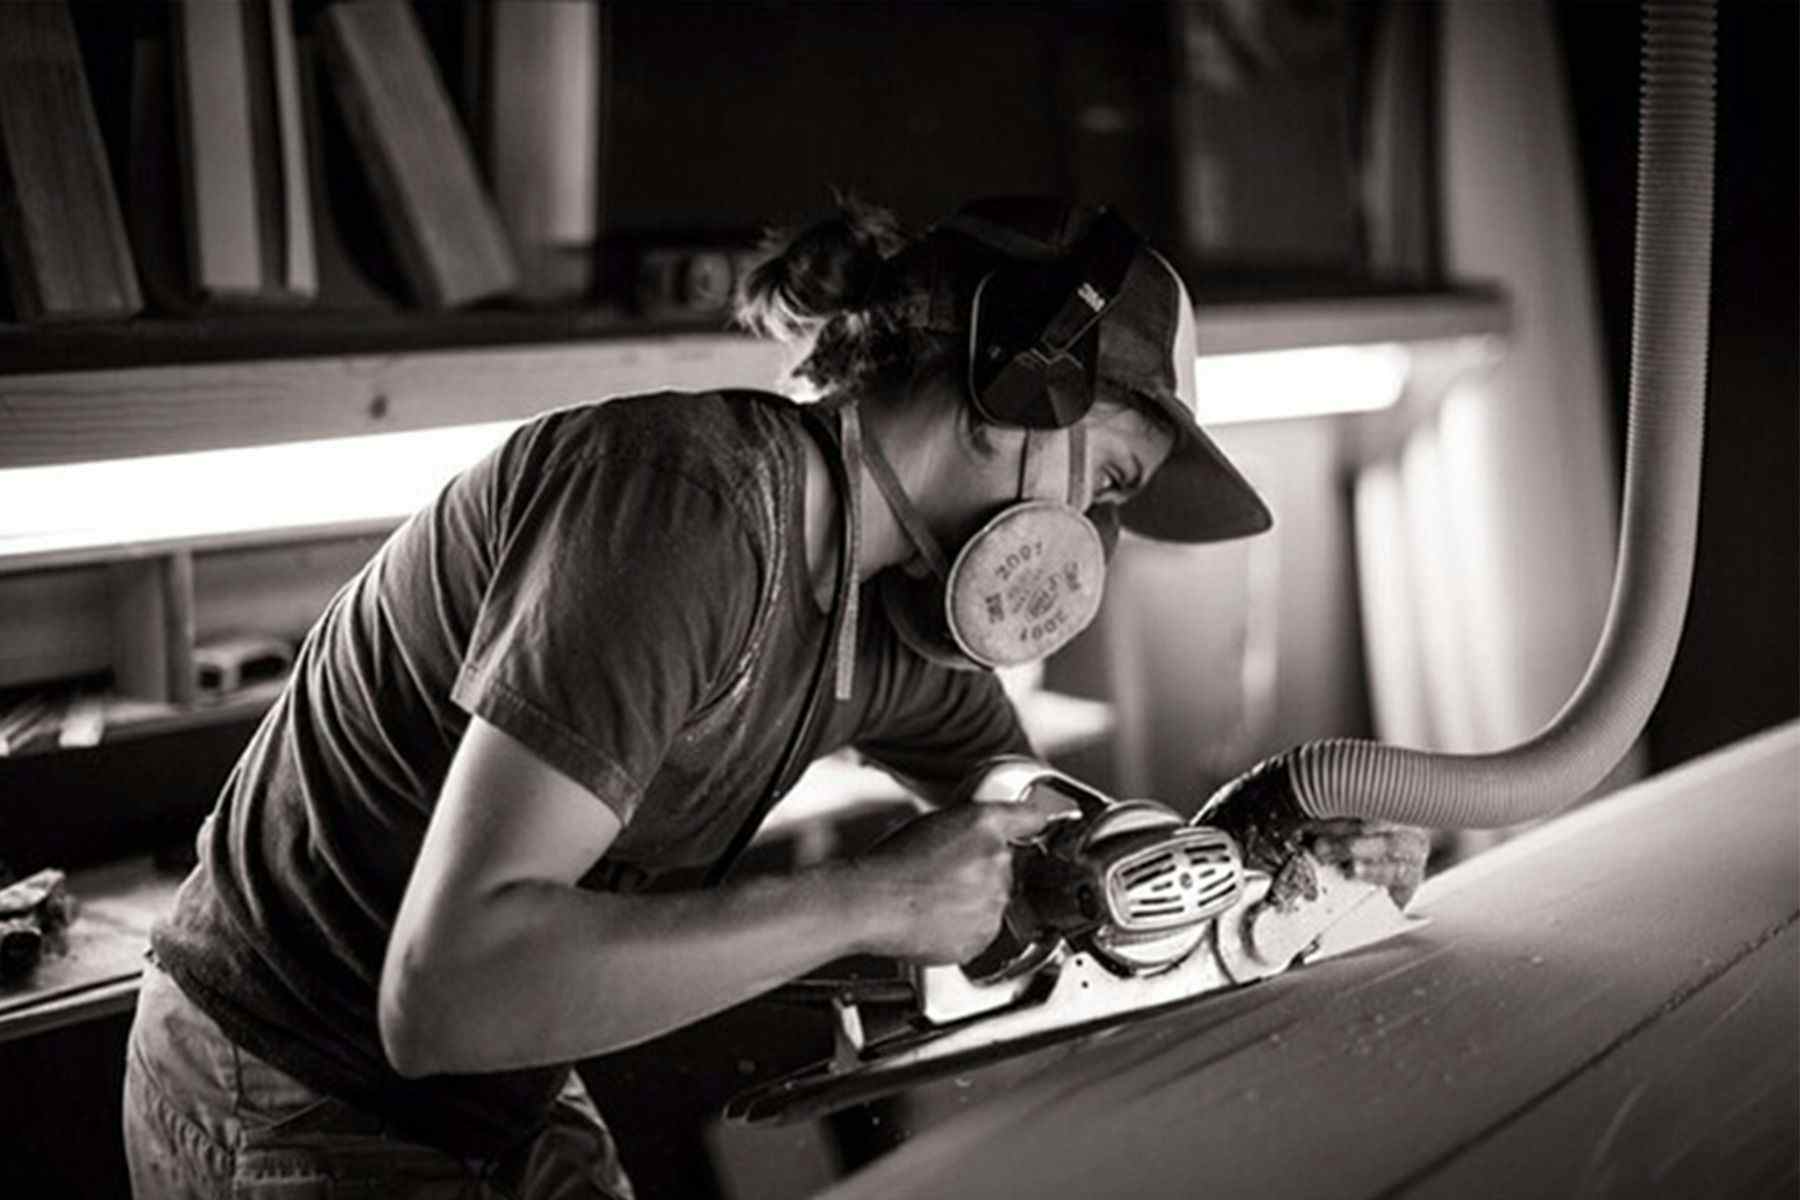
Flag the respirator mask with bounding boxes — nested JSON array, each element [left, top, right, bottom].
[[862, 419, 1116, 672]]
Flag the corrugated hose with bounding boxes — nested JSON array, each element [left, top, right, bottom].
[[1207, 0, 1716, 830]]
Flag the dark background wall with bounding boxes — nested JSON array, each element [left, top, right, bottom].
[[1557, 0, 1798, 771], [596, 0, 1176, 243]]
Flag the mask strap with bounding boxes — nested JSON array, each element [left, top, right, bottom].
[[706, 398, 862, 887], [833, 406, 864, 702], [859, 423, 953, 579], [1018, 427, 1039, 498], [1066, 420, 1088, 508]]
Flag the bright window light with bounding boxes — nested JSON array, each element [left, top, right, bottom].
[[1194, 344, 1410, 426], [0, 421, 523, 560]]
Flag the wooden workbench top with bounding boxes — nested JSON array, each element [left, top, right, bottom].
[[820, 721, 1800, 1199], [0, 856, 181, 1044]]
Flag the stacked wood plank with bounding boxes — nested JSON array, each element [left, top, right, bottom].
[[0, 1, 143, 322], [318, 0, 519, 309], [3, 0, 529, 322], [170, 0, 316, 304]]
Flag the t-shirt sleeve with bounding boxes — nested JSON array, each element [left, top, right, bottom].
[[852, 646, 1035, 805], [450, 450, 761, 825]]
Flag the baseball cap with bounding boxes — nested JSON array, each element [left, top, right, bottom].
[[915, 197, 1273, 544], [1102, 245, 1274, 543]]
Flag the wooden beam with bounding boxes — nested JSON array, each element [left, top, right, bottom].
[[0, 334, 791, 469]]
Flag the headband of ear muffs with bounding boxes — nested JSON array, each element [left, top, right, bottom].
[[946, 203, 1144, 431]]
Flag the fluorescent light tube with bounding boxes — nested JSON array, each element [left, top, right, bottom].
[[1194, 344, 1410, 426]]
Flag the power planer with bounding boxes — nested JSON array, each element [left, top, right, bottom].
[[725, 760, 1425, 1125]]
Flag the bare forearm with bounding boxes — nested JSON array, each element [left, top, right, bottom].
[[381, 862, 879, 1075]]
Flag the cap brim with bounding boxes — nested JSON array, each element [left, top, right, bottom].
[[1118, 399, 1273, 543]]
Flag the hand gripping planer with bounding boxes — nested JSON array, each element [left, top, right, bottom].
[[725, 760, 1425, 1125]]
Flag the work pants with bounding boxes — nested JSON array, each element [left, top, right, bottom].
[[122, 959, 633, 1199]]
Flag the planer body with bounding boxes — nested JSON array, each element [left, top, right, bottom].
[[726, 761, 1424, 1125]]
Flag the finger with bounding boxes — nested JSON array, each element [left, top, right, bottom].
[[1377, 830, 1429, 858], [1377, 828, 1432, 866], [1343, 859, 1412, 887], [980, 798, 1059, 844], [1304, 819, 1429, 842], [1315, 830, 1431, 863]]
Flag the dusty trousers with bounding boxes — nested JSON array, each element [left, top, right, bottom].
[[122, 959, 634, 1199]]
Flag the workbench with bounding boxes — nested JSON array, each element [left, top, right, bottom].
[[813, 721, 1799, 1199], [0, 856, 180, 1045]]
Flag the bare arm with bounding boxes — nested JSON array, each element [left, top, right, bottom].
[[379, 716, 1051, 1077]]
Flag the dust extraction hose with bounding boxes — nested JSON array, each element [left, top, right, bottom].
[[1220, 0, 1716, 830]]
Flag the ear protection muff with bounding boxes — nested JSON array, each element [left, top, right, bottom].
[[950, 206, 1144, 431]]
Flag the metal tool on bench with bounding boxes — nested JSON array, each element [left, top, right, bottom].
[[725, 760, 1425, 1125], [0, 868, 73, 984]]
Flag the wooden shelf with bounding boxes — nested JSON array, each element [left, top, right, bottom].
[[0, 328, 794, 472], [0, 305, 731, 376], [0, 285, 1511, 376], [0, 677, 283, 759], [0, 288, 1509, 473], [83, 677, 285, 744]]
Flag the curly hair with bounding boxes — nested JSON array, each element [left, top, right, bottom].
[[734, 194, 957, 401]]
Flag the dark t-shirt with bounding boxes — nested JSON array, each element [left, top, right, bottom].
[[151, 390, 1030, 1156]]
